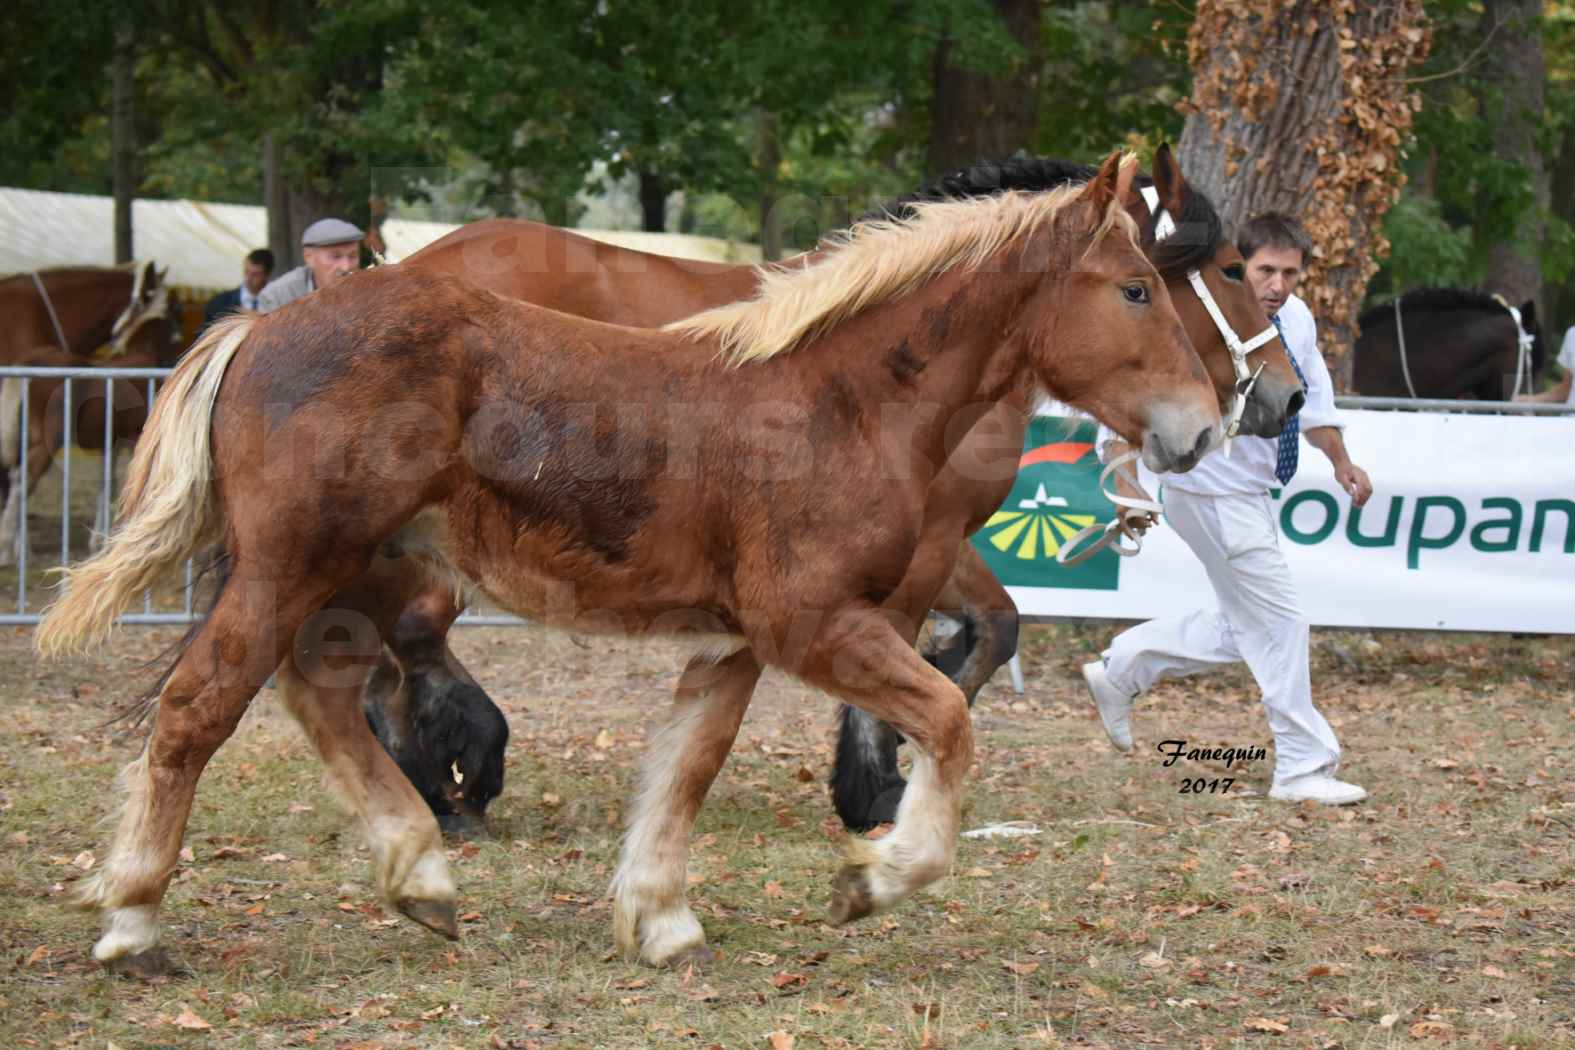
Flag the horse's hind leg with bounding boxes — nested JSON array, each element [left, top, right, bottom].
[[362, 581, 508, 835], [275, 622, 458, 940], [612, 647, 761, 968], [830, 705, 905, 832], [80, 567, 335, 974], [793, 608, 972, 924]]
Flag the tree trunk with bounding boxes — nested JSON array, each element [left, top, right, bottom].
[[111, 6, 136, 264], [926, 0, 1043, 177], [264, 135, 296, 269], [1543, 111, 1575, 331], [758, 111, 784, 263], [1478, 0, 1548, 310], [1176, 1, 1430, 389], [636, 170, 669, 233]]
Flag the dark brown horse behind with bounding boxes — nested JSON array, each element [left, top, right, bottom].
[[39, 156, 1221, 974]]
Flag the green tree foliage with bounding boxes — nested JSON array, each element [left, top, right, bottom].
[[1375, 0, 1575, 304]]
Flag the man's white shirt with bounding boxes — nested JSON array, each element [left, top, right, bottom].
[[1159, 293, 1341, 495]]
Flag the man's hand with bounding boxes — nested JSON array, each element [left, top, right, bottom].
[[1112, 468, 1160, 534], [1334, 461, 1372, 508]]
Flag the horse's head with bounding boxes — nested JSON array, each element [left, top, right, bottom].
[[1139, 146, 1304, 438], [1032, 151, 1221, 473], [111, 261, 167, 340], [108, 275, 175, 362]]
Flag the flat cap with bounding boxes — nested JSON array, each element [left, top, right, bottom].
[[301, 217, 364, 247]]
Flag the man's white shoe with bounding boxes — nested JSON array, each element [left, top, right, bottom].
[[1268, 773, 1368, 806], [1081, 660, 1133, 752]]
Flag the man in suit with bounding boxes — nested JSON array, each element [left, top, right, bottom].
[[199, 248, 275, 336]]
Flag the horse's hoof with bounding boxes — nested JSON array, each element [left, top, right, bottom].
[[101, 945, 172, 979], [829, 865, 875, 925], [660, 942, 716, 971], [438, 812, 488, 840], [398, 897, 460, 940]]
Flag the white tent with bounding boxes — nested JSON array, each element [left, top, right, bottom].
[[0, 187, 760, 291]]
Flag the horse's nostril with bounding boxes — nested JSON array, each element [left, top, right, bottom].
[[1286, 389, 1306, 417], [1191, 427, 1213, 462]]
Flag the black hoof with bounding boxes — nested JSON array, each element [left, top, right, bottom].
[[438, 811, 488, 839], [102, 945, 173, 979], [398, 897, 460, 940]]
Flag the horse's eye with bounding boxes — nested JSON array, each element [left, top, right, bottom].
[[1222, 263, 1245, 282], [1122, 283, 1149, 305]]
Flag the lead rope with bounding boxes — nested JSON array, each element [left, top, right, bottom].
[[30, 272, 71, 353], [1055, 450, 1163, 566], [1394, 296, 1419, 399]]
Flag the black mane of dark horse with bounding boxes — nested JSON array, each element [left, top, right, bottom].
[[864, 156, 1225, 281], [1354, 287, 1546, 400]]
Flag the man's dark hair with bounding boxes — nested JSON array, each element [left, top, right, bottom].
[[1237, 213, 1311, 264], [246, 248, 276, 273]]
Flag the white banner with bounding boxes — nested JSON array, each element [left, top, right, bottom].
[[995, 410, 1575, 633]]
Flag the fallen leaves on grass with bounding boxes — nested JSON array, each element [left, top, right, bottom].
[[171, 1005, 212, 1030]]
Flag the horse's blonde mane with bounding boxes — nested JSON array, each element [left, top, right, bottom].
[[666, 160, 1140, 366]]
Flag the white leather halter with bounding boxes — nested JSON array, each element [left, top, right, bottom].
[[1492, 294, 1537, 398], [1140, 186, 1279, 443], [1056, 187, 1281, 566]]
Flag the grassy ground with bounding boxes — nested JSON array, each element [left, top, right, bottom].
[[1, 617, 1570, 1049]]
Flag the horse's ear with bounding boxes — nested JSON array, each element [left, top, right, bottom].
[[1114, 153, 1140, 212], [1520, 299, 1536, 325], [1083, 150, 1123, 216], [156, 265, 170, 288], [1152, 143, 1188, 216]]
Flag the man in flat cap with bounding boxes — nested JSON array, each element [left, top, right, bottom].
[[256, 217, 365, 313]]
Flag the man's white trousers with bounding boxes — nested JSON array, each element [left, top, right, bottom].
[[1101, 486, 1341, 783]]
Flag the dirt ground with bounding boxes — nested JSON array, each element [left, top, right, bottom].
[[1, 619, 1572, 1048]]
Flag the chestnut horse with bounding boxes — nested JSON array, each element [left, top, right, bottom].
[[0, 263, 167, 508], [0, 263, 164, 366], [40, 157, 1221, 974], [0, 282, 179, 564], [363, 147, 1304, 834]]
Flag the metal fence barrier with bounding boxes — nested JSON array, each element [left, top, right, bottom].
[[2, 365, 1571, 631], [0, 363, 524, 627]]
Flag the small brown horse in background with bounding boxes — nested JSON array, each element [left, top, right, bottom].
[[0, 263, 164, 366], [40, 155, 1221, 975], [0, 282, 179, 565], [0, 263, 167, 514]]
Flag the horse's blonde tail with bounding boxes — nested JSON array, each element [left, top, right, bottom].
[[35, 315, 254, 658], [0, 378, 22, 467]]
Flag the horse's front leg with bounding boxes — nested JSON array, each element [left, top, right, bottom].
[[799, 606, 973, 921], [831, 540, 1013, 831], [611, 646, 761, 968]]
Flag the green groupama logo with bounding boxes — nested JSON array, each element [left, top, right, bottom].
[[972, 417, 1121, 590], [1277, 491, 1575, 568]]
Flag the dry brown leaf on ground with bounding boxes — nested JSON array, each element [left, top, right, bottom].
[[171, 1006, 212, 1030]]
